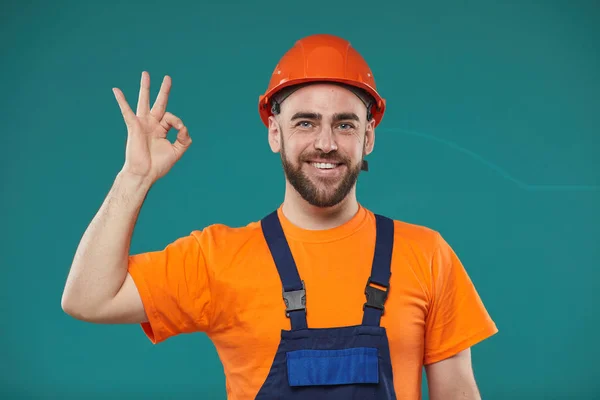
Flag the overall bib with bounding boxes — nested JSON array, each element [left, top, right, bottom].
[[255, 211, 398, 400]]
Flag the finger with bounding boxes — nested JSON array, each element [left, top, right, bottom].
[[136, 71, 151, 116], [172, 125, 192, 156], [160, 112, 184, 131], [150, 75, 172, 118], [112, 88, 136, 126]]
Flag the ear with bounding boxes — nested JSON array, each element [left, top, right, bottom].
[[364, 118, 376, 156], [268, 115, 282, 153]]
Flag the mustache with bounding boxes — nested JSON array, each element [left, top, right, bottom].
[[300, 152, 349, 164]]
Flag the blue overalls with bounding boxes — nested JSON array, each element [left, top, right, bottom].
[[255, 211, 398, 399]]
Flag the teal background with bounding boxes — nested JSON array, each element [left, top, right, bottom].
[[1, 0, 598, 398]]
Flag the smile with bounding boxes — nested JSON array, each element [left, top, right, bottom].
[[304, 161, 345, 177], [311, 162, 339, 169]]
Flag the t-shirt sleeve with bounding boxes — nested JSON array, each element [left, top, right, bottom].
[[423, 232, 498, 365], [127, 232, 212, 344]]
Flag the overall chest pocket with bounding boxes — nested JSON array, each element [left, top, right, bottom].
[[286, 347, 379, 387]]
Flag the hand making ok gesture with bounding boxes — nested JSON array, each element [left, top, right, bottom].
[[112, 71, 192, 185]]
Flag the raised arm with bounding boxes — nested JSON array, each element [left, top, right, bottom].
[[61, 71, 191, 324]]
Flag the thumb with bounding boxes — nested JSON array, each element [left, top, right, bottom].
[[172, 125, 192, 156]]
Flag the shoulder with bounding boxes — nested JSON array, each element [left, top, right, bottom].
[[391, 218, 445, 270], [188, 217, 266, 253], [393, 219, 441, 247], [367, 211, 447, 280], [369, 209, 443, 253]]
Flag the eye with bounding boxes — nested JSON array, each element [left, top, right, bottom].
[[296, 121, 314, 128], [338, 123, 355, 131]]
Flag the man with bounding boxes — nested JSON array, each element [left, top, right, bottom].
[[62, 34, 498, 399]]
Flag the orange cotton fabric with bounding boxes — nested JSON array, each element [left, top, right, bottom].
[[128, 205, 498, 399]]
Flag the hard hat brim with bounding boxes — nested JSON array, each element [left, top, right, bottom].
[[259, 77, 386, 128]]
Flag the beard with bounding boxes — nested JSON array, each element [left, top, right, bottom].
[[280, 135, 364, 208]]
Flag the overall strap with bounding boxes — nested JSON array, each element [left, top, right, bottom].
[[362, 214, 395, 327], [261, 211, 308, 330]]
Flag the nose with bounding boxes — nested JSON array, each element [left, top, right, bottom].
[[314, 126, 338, 153]]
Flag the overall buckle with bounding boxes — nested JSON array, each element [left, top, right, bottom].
[[364, 278, 388, 312], [283, 280, 306, 317]]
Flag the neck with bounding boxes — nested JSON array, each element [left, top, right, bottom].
[[281, 182, 359, 230]]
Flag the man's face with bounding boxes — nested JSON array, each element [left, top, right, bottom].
[[268, 84, 375, 208]]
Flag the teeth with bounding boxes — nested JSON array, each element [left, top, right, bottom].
[[312, 162, 336, 169]]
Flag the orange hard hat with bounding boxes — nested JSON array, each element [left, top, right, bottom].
[[258, 34, 386, 127]]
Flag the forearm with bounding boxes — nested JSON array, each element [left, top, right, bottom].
[[61, 171, 151, 319]]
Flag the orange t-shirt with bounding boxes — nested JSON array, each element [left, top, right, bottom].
[[128, 205, 498, 399]]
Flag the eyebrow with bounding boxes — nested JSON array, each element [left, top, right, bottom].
[[332, 112, 360, 122], [291, 112, 321, 121], [289, 112, 360, 122]]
